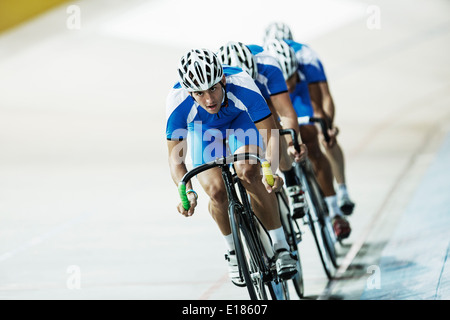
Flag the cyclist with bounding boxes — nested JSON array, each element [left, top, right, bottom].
[[264, 22, 356, 215], [217, 41, 308, 218], [166, 48, 298, 286], [263, 39, 351, 240]]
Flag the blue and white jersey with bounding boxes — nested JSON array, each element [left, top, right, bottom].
[[281, 40, 327, 119], [285, 40, 327, 84], [247, 44, 288, 100], [166, 66, 271, 141]]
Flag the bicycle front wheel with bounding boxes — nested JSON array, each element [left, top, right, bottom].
[[298, 168, 336, 279], [277, 189, 304, 298], [306, 172, 338, 268], [229, 204, 270, 300]]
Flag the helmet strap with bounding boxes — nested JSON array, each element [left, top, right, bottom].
[[219, 81, 228, 108]]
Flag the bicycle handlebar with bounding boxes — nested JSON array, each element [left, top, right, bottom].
[[280, 116, 331, 154], [280, 128, 301, 152], [178, 153, 274, 210]]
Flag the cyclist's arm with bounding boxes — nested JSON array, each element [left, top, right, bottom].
[[308, 82, 328, 122], [320, 81, 336, 125], [254, 115, 284, 193], [254, 114, 279, 171], [167, 139, 197, 215], [314, 81, 335, 127], [167, 139, 188, 184], [270, 92, 300, 138], [308, 82, 338, 147], [269, 92, 306, 162]]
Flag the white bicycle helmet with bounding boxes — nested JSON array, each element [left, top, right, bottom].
[[263, 22, 293, 44], [217, 41, 258, 80], [264, 39, 298, 80], [177, 49, 224, 92]]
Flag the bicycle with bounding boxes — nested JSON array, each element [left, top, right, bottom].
[[275, 168, 305, 298], [178, 153, 292, 300], [281, 119, 338, 280]]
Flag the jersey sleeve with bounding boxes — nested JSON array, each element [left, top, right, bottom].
[[226, 71, 272, 123], [256, 53, 288, 96], [165, 87, 193, 140], [299, 45, 327, 84]]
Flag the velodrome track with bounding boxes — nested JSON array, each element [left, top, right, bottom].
[[0, 0, 449, 300]]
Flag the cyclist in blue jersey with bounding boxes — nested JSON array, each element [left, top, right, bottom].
[[263, 39, 351, 240], [166, 48, 298, 285], [264, 22, 356, 216], [217, 41, 308, 219]]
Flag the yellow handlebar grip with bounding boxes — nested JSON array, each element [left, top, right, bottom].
[[261, 161, 274, 186]]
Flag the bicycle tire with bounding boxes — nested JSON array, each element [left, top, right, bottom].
[[306, 172, 338, 268], [231, 203, 281, 300], [229, 204, 258, 300], [277, 189, 304, 298], [321, 219, 338, 268], [235, 177, 289, 300], [252, 215, 290, 300], [297, 164, 336, 279]]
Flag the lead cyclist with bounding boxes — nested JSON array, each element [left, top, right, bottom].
[[166, 48, 298, 286]]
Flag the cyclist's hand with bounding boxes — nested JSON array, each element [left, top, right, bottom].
[[288, 143, 308, 162], [177, 194, 197, 217], [262, 174, 284, 193], [323, 127, 338, 148]]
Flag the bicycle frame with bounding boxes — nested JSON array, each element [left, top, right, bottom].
[[221, 161, 273, 274]]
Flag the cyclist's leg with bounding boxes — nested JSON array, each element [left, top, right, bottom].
[[195, 167, 245, 284], [300, 124, 335, 197], [234, 144, 282, 231], [189, 125, 233, 239], [228, 113, 297, 278], [315, 81, 347, 190], [191, 128, 243, 284], [290, 89, 334, 197], [317, 80, 355, 214], [232, 147, 297, 279], [269, 115, 306, 217], [300, 124, 351, 238], [196, 168, 230, 235], [322, 140, 355, 214], [227, 112, 283, 237]]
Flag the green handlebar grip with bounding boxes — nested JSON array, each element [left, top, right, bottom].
[[261, 161, 274, 187], [178, 183, 190, 210]]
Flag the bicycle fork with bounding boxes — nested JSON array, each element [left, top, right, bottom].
[[221, 165, 273, 280]]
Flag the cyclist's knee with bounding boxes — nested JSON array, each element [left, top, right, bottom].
[[301, 125, 322, 159], [205, 183, 228, 206], [235, 163, 260, 185]]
